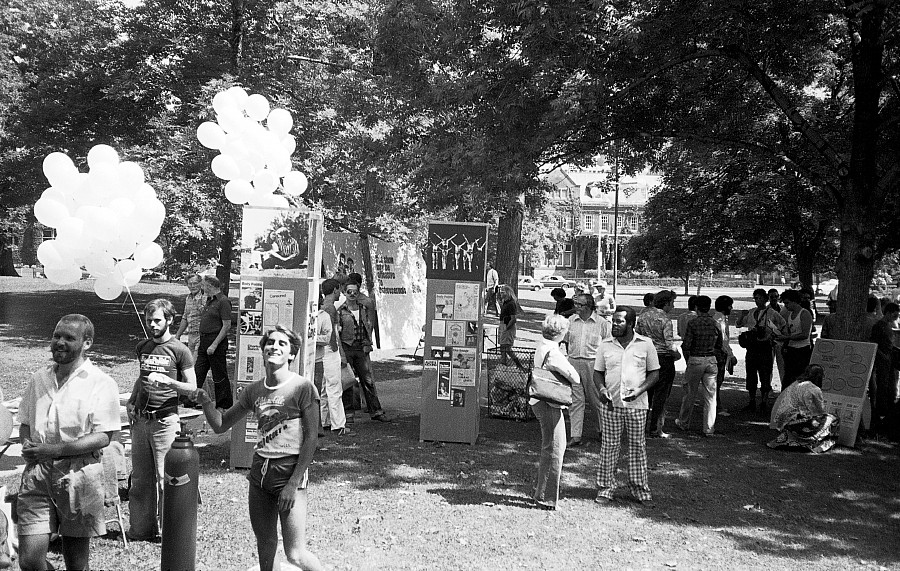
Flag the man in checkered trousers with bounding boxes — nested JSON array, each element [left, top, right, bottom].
[[593, 306, 659, 505]]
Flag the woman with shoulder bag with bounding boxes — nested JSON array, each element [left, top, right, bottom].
[[530, 314, 580, 511]]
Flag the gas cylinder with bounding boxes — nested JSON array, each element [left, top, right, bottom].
[[161, 428, 200, 571]]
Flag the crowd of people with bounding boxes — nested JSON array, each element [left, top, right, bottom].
[[10, 273, 899, 568], [526, 281, 898, 510]]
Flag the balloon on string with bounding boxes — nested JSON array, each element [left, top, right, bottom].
[[211, 154, 240, 180], [245, 94, 270, 122], [45, 265, 83, 285], [55, 216, 85, 243], [42, 152, 77, 187], [281, 135, 297, 155], [134, 242, 164, 269], [86, 144, 119, 169], [94, 276, 123, 301], [266, 109, 293, 135], [282, 171, 309, 196], [252, 170, 278, 194], [224, 179, 253, 204], [213, 91, 240, 116], [117, 161, 146, 190], [36, 240, 65, 268], [84, 252, 115, 277], [226, 86, 250, 109], [109, 197, 136, 218], [33, 196, 69, 228], [197, 121, 227, 150], [269, 194, 290, 209], [113, 259, 143, 287]]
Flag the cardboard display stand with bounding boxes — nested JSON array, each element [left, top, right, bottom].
[[419, 222, 489, 445], [230, 207, 323, 468], [809, 339, 876, 447]]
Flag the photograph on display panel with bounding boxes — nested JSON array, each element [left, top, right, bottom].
[[423, 223, 489, 281], [240, 207, 312, 277]]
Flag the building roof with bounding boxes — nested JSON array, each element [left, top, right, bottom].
[[543, 161, 661, 207]]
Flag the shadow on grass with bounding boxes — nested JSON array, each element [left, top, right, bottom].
[[428, 487, 536, 509]]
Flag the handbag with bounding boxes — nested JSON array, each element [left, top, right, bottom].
[[340, 364, 357, 391], [527, 351, 573, 407]]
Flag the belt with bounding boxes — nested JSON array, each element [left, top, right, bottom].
[[135, 406, 178, 420]]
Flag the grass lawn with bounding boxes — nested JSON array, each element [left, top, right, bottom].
[[0, 277, 898, 570]]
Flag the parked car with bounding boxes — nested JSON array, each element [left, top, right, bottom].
[[539, 275, 575, 289], [517, 276, 543, 291], [142, 270, 167, 281]]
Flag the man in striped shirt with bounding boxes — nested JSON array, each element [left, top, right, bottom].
[[565, 294, 611, 446]]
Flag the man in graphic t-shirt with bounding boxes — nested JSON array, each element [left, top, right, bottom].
[[126, 299, 196, 541]]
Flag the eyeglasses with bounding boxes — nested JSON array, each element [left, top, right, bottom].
[[573, 302, 586, 307]]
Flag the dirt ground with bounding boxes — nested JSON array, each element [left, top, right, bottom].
[[0, 277, 898, 570]]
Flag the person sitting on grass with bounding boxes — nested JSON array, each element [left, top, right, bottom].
[[196, 325, 324, 571], [768, 364, 840, 453]]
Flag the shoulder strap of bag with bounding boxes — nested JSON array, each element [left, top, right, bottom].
[[541, 351, 551, 369]]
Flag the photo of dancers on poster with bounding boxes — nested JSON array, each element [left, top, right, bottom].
[[423, 223, 489, 281]]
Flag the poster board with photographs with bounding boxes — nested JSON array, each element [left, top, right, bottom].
[[810, 339, 877, 447], [419, 222, 488, 445], [231, 207, 323, 468]]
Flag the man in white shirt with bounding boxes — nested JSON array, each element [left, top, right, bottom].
[[17, 314, 121, 571], [593, 280, 615, 319], [485, 262, 499, 315], [565, 294, 611, 447], [593, 307, 659, 505]]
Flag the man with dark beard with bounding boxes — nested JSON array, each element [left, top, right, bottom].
[[126, 299, 197, 541]]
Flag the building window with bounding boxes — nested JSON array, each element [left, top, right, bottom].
[[41, 228, 56, 242], [600, 214, 610, 232], [629, 215, 638, 233], [563, 214, 573, 231], [583, 214, 594, 232], [561, 244, 573, 267]]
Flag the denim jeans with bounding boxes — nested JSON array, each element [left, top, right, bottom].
[[129, 414, 179, 538], [531, 401, 566, 508], [342, 346, 383, 416]]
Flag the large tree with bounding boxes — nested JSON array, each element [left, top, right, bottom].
[[538, 0, 899, 340]]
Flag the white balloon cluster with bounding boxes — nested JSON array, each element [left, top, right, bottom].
[[34, 145, 166, 300], [196, 87, 308, 207]]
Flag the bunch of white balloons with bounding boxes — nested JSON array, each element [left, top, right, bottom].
[[196, 87, 308, 207], [34, 145, 166, 300]]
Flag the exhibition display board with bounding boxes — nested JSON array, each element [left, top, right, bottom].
[[418, 222, 489, 445], [810, 338, 876, 447], [231, 206, 323, 468], [322, 232, 426, 350]]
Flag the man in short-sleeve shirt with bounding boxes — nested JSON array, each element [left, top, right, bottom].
[[593, 307, 659, 504], [127, 299, 196, 541], [17, 314, 120, 571], [196, 275, 233, 409]]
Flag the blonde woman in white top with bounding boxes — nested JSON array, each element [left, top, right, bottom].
[[530, 315, 580, 510]]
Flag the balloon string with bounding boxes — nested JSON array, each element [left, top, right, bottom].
[[123, 283, 148, 339]]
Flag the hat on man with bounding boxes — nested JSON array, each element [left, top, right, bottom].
[[595, 280, 608, 289]]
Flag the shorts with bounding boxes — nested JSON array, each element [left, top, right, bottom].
[[17, 453, 106, 538], [247, 454, 307, 497]]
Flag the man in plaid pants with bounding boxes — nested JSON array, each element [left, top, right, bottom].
[[593, 306, 660, 504]]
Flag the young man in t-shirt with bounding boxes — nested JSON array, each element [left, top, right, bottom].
[[126, 299, 197, 541]]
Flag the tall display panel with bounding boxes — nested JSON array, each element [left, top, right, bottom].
[[230, 207, 323, 468], [418, 222, 489, 445]]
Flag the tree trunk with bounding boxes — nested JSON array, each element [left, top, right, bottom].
[[682, 274, 689, 295], [833, 5, 886, 341], [495, 195, 524, 295], [794, 250, 815, 293], [0, 246, 18, 276], [230, 0, 245, 70], [216, 226, 234, 296]]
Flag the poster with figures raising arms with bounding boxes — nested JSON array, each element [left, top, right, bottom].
[[423, 223, 489, 282]]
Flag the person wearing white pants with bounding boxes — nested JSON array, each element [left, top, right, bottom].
[[316, 285, 349, 436]]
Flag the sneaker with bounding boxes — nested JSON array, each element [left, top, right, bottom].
[[534, 500, 556, 511], [594, 494, 614, 505], [335, 427, 355, 437], [674, 419, 687, 431], [566, 437, 583, 447], [648, 432, 671, 439], [371, 413, 391, 423], [718, 410, 731, 417]]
